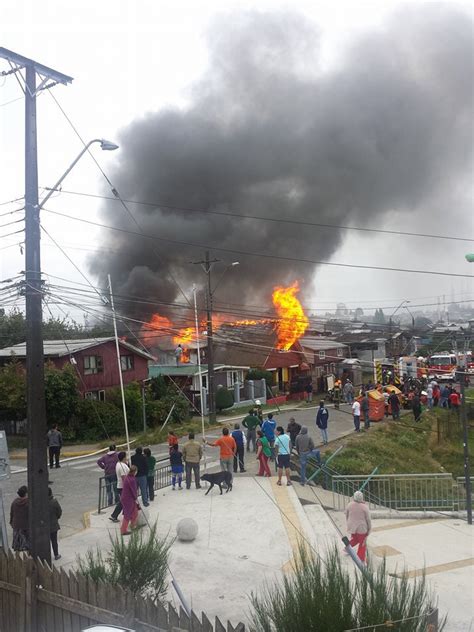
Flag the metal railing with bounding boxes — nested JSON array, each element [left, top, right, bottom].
[[98, 457, 172, 513], [331, 473, 464, 511]]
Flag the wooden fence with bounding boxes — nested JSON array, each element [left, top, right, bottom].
[[0, 550, 246, 632]]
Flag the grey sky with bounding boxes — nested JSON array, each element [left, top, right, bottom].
[[1, 1, 472, 324]]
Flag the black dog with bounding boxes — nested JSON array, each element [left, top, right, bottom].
[[201, 471, 233, 495]]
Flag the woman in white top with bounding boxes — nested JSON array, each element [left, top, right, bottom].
[[110, 451, 129, 522]]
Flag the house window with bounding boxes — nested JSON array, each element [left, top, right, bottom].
[[227, 370, 243, 388], [319, 350, 326, 360], [120, 355, 134, 371], [85, 390, 105, 401], [84, 355, 103, 375], [337, 348, 343, 357], [201, 374, 208, 390]]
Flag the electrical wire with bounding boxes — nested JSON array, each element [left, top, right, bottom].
[[41, 207, 474, 280], [44, 187, 474, 243], [45, 89, 193, 309]]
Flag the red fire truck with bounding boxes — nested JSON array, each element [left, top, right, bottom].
[[427, 353, 458, 381]]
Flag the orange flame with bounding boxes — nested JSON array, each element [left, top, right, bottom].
[[272, 281, 309, 350], [172, 327, 194, 363]]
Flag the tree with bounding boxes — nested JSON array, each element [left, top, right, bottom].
[[0, 360, 26, 421], [354, 307, 364, 320], [44, 362, 79, 426], [373, 308, 386, 324]]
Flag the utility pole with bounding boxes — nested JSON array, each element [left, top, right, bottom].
[[191, 252, 220, 424], [0, 48, 72, 562], [205, 251, 217, 424], [458, 335, 472, 525]]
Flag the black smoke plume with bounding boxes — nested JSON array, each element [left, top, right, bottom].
[[90, 6, 473, 318]]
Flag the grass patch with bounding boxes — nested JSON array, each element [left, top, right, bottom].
[[326, 409, 472, 478], [327, 419, 441, 476]]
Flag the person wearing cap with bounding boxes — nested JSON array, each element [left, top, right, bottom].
[[345, 491, 371, 563]]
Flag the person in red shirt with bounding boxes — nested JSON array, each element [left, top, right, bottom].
[[449, 390, 460, 411], [168, 431, 179, 453], [206, 427, 236, 474]]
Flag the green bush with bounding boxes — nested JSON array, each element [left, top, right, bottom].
[[247, 368, 273, 390], [77, 522, 171, 603], [146, 395, 190, 426], [69, 400, 124, 441], [106, 383, 144, 433], [215, 387, 234, 411], [250, 543, 445, 632]]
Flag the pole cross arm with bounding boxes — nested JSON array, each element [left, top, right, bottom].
[[0, 48, 73, 85]]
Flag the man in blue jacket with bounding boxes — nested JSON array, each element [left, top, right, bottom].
[[316, 401, 329, 445], [261, 413, 277, 461]]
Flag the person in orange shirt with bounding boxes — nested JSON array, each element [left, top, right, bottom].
[[205, 427, 236, 474]]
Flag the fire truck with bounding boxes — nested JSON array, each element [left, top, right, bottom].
[[427, 352, 458, 381]]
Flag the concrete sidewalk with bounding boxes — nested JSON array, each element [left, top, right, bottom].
[[57, 477, 319, 627]]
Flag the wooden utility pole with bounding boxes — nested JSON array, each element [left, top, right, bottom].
[[0, 48, 72, 561]]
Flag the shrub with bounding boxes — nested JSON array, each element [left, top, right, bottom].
[[247, 368, 273, 390], [146, 395, 190, 426], [70, 400, 124, 441], [77, 522, 171, 603], [215, 387, 234, 411], [250, 543, 445, 632]]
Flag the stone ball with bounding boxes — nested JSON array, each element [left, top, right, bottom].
[[176, 517, 199, 542]]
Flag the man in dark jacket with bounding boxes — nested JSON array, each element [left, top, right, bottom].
[[242, 409, 260, 452], [287, 417, 302, 449], [131, 447, 150, 506], [49, 488, 63, 561], [231, 423, 246, 473], [361, 393, 370, 429], [388, 391, 400, 420], [316, 401, 329, 444], [97, 444, 119, 505], [47, 424, 63, 468]]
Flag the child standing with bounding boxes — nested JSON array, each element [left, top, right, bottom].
[[170, 444, 184, 490], [168, 431, 179, 453]]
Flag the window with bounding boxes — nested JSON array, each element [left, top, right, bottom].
[[85, 390, 105, 401], [201, 374, 208, 390], [84, 355, 103, 375], [319, 350, 326, 360], [337, 347, 343, 357], [227, 370, 243, 388], [120, 355, 134, 371]]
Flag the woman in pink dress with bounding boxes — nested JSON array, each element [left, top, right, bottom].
[[120, 465, 139, 535]]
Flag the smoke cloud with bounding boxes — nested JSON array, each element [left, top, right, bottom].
[[90, 6, 473, 317]]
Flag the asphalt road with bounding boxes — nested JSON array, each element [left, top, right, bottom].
[[1, 403, 357, 543]]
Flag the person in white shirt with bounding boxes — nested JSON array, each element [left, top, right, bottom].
[[352, 400, 361, 433], [109, 451, 129, 523]]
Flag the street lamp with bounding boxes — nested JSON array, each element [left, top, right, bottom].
[[40, 138, 119, 208], [27, 138, 118, 563]]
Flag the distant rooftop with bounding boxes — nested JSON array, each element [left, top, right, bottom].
[[0, 337, 156, 361]]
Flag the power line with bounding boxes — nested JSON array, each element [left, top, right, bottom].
[[45, 90, 193, 309], [41, 208, 474, 280], [45, 187, 474, 243]]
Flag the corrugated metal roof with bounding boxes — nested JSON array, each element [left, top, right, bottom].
[[0, 338, 156, 361], [148, 364, 248, 377], [299, 337, 348, 351]]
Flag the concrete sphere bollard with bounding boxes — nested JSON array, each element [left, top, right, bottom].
[[176, 517, 198, 542]]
